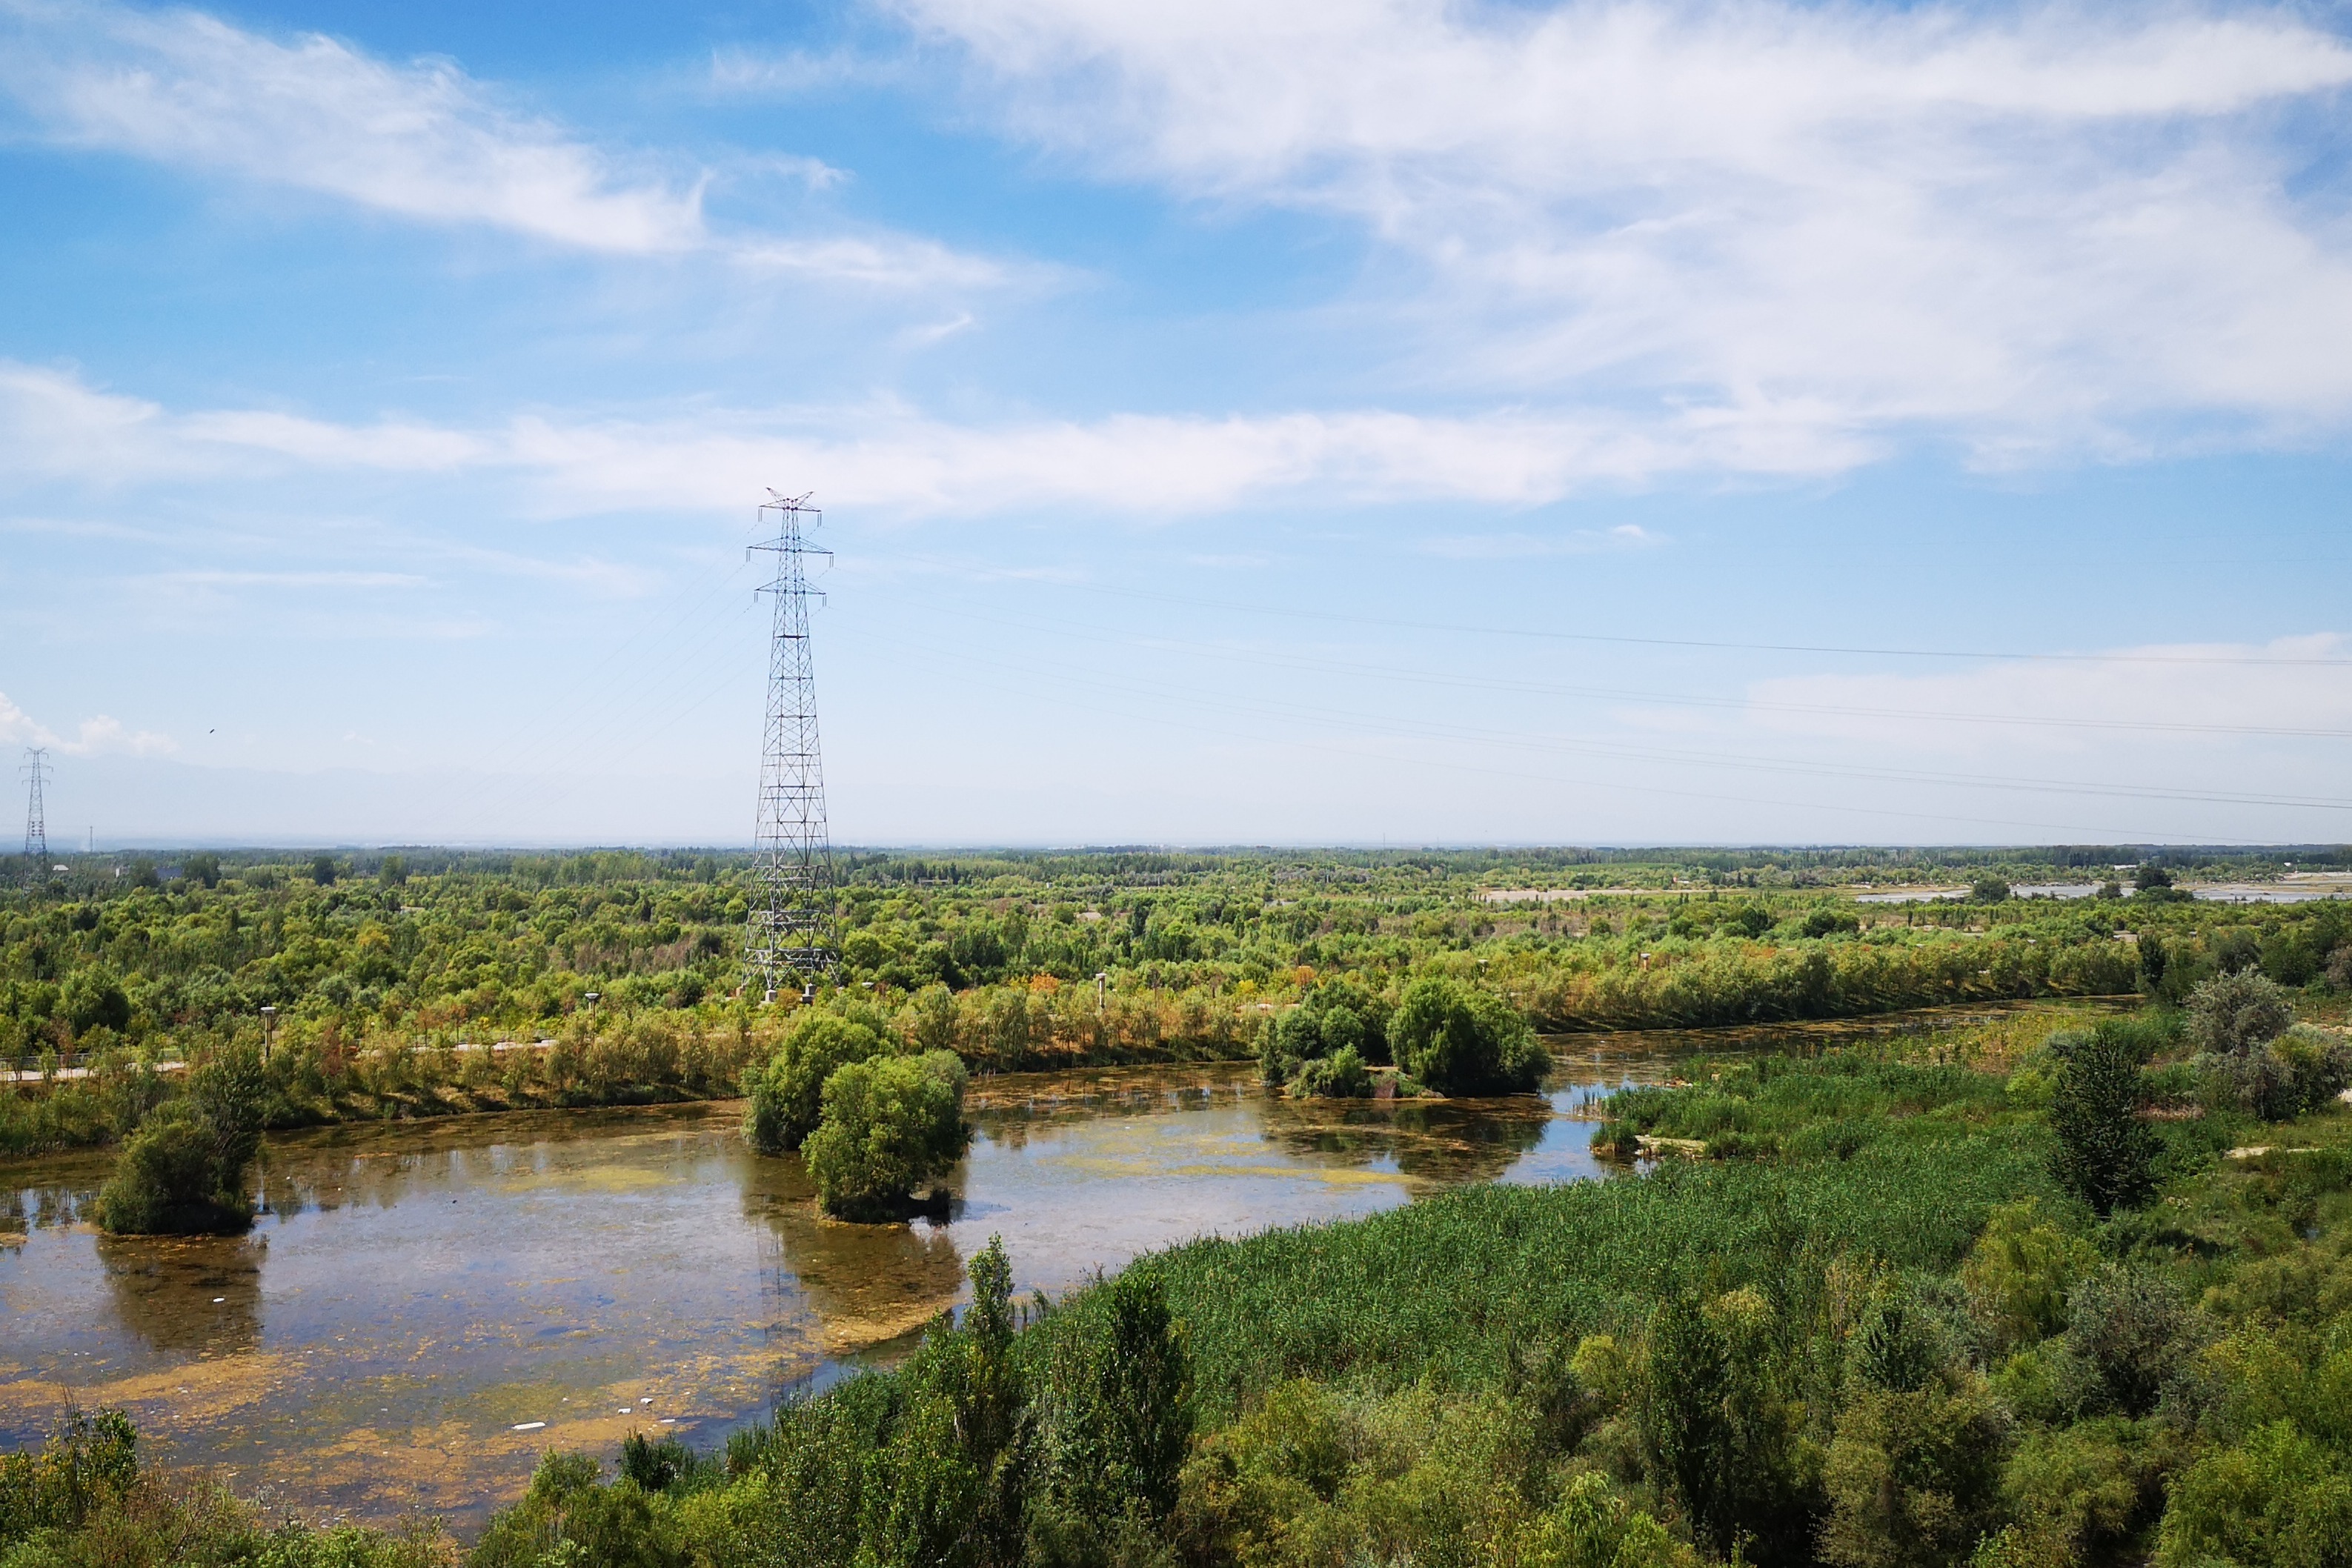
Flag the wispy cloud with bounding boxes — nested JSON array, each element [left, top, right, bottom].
[[0, 360, 1880, 516], [894, 0, 2352, 456], [1422, 522, 1662, 559], [0, 0, 1009, 287], [1738, 635, 2352, 754], [0, 689, 176, 756]]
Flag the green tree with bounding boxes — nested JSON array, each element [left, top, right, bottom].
[[1821, 1375, 2010, 1568], [309, 854, 338, 886], [745, 1011, 890, 1155], [1389, 977, 1545, 1095], [378, 854, 408, 888], [59, 966, 130, 1037], [2046, 1027, 2156, 1217], [805, 1049, 971, 1220], [96, 1049, 266, 1235], [2156, 1421, 2352, 1568], [863, 1238, 1032, 1568], [1032, 1269, 1194, 1559], [1639, 1289, 1818, 1565]]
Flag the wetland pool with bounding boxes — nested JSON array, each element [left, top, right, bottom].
[[0, 1006, 2065, 1527]]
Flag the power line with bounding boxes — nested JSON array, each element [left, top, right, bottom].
[[1056, 581, 2352, 668], [873, 625, 2331, 841], [900, 594, 2352, 742]]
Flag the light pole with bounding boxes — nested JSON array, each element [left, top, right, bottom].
[[259, 1005, 276, 1065]]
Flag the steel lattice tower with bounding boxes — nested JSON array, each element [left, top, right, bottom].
[[21, 748, 50, 864], [745, 491, 836, 999]]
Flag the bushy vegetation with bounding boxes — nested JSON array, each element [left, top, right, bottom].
[[94, 1046, 268, 1234], [8, 846, 2348, 1154], [1, 1408, 449, 1568], [14, 988, 2352, 1564], [451, 1032, 2351, 1565], [744, 1010, 891, 1155], [804, 1049, 972, 1220]]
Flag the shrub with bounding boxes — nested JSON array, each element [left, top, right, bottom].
[[745, 1011, 890, 1155], [2046, 1026, 2156, 1217], [1389, 977, 1546, 1096], [1998, 1417, 2158, 1566], [471, 1452, 680, 1568], [0, 1409, 138, 1548], [804, 1050, 971, 1221], [2156, 1420, 2352, 1568], [1960, 1199, 2099, 1352], [2063, 1263, 2194, 1419], [2202, 1023, 2352, 1123], [1516, 1472, 1695, 1568], [1290, 1045, 1371, 1099], [1821, 1374, 2010, 1568], [2187, 970, 2294, 1056], [96, 1049, 267, 1235]]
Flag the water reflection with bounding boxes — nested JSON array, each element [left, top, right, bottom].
[[739, 1153, 968, 1353], [96, 1234, 265, 1354], [1257, 1097, 1552, 1186], [0, 1004, 2062, 1529]]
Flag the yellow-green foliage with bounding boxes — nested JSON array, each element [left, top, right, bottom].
[[1960, 1200, 2099, 1352], [803, 1049, 971, 1220]]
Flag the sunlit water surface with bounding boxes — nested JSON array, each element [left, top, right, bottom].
[[1, 1007, 2065, 1527]]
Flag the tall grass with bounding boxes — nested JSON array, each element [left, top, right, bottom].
[[1130, 1124, 2059, 1422]]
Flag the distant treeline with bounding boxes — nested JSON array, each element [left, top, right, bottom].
[[4, 847, 2348, 1154]]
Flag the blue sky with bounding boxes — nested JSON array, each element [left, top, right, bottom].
[[3, 0, 2351, 848]]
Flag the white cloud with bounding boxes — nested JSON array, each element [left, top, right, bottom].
[[0, 690, 176, 756], [0, 359, 1874, 515], [0, 0, 1006, 286], [1739, 634, 2352, 754], [1, 0, 700, 251], [1422, 522, 1662, 558], [893, 0, 2352, 455], [500, 401, 1869, 515]]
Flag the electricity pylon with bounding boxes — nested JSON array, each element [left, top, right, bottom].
[[21, 748, 49, 865], [745, 491, 836, 1000]]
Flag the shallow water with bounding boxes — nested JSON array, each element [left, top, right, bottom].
[[0, 1008, 2039, 1527]]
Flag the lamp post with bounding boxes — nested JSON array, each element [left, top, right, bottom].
[[259, 1005, 276, 1065]]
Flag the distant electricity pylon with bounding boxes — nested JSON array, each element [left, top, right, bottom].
[[745, 491, 837, 1000], [21, 748, 50, 864]]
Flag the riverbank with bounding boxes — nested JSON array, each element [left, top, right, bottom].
[[16, 1000, 2342, 1567]]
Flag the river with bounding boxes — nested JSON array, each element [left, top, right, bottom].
[[0, 1006, 2068, 1527]]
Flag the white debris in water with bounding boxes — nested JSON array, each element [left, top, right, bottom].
[[513, 1421, 546, 1431]]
